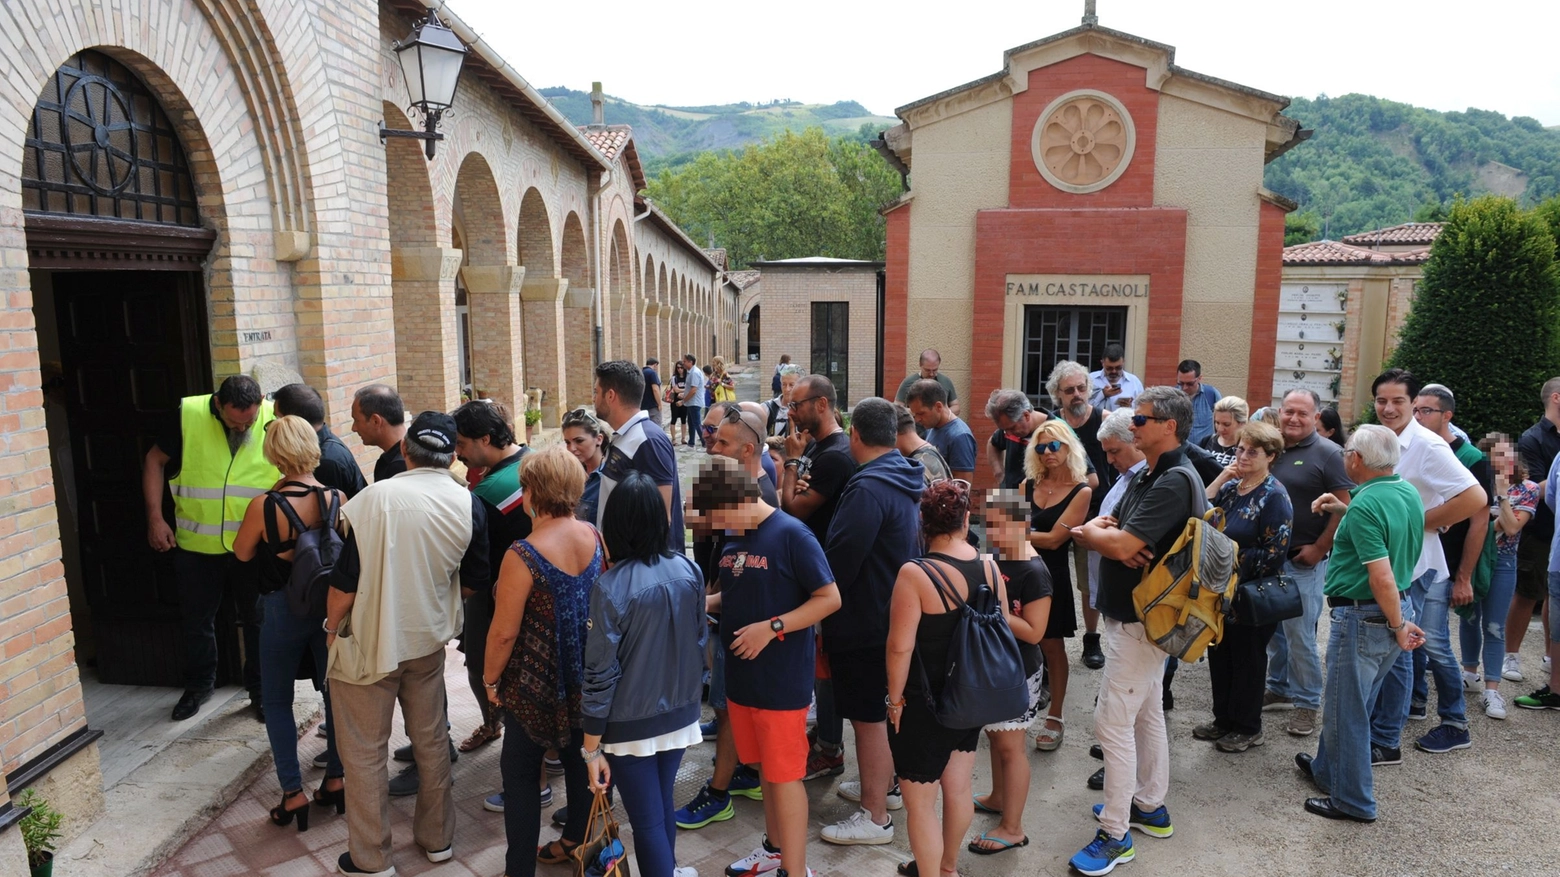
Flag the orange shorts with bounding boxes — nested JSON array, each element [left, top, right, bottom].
[[726, 701, 809, 783]]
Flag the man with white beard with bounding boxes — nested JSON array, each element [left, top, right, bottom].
[[1050, 360, 1110, 669]]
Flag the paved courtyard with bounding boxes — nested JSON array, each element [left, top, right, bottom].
[[149, 614, 1557, 877]]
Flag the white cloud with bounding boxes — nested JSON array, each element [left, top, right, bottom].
[[440, 0, 1560, 125]]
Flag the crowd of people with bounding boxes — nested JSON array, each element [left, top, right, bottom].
[[141, 349, 1559, 877]]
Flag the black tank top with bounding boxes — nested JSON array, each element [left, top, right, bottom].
[[907, 551, 990, 696], [256, 482, 319, 590]]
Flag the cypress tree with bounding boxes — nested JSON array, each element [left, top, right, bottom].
[[1386, 195, 1560, 440]]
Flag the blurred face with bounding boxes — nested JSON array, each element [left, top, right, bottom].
[[1279, 392, 1317, 445], [1235, 441, 1275, 479], [1176, 371, 1201, 396], [779, 372, 799, 402], [1412, 395, 1451, 436], [705, 501, 762, 534], [1213, 411, 1239, 443], [562, 426, 603, 469], [218, 402, 260, 433], [907, 398, 941, 429], [1101, 358, 1124, 381], [988, 510, 1027, 547], [1492, 441, 1516, 479], [1055, 373, 1091, 416], [1374, 381, 1413, 433]]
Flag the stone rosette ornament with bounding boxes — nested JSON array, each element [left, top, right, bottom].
[[1031, 89, 1136, 194]]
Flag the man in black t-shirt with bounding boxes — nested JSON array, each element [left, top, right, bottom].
[[1512, 377, 1560, 669], [1070, 387, 1198, 867], [776, 375, 855, 781], [985, 388, 1050, 490], [641, 358, 663, 426], [1048, 361, 1109, 667], [350, 384, 408, 482], [274, 382, 367, 497]]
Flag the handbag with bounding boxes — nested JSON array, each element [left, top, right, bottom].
[[571, 790, 631, 877], [1228, 574, 1303, 627]]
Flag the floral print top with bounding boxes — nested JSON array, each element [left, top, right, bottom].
[[1495, 480, 1540, 555], [1214, 475, 1294, 582]]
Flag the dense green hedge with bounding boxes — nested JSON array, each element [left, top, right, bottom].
[[1384, 195, 1560, 439]]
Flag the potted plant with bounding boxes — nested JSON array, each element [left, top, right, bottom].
[[16, 788, 62, 877], [524, 407, 543, 429]]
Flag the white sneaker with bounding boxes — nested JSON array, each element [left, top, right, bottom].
[[673, 868, 698, 877], [821, 808, 894, 846], [1544, 655, 1553, 674], [1482, 689, 1508, 720], [425, 845, 454, 864], [725, 841, 781, 877], [1463, 670, 1482, 691], [835, 780, 903, 811], [1502, 654, 1523, 682]]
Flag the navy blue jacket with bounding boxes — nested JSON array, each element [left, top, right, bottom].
[[581, 553, 707, 743], [822, 450, 924, 651]]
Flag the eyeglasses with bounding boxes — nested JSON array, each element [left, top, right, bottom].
[[1032, 440, 1065, 454], [786, 395, 826, 411], [1411, 407, 1445, 417], [1131, 414, 1170, 427]]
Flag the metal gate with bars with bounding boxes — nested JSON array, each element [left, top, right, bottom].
[[1022, 305, 1127, 408]]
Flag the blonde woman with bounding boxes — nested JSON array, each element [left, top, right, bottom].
[[711, 355, 736, 403], [233, 415, 348, 832], [1024, 419, 1092, 752], [1199, 396, 1248, 468]]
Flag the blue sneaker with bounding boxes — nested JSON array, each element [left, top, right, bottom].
[[701, 720, 719, 741], [1070, 829, 1135, 876], [674, 785, 735, 829], [483, 793, 505, 813], [1406, 701, 1428, 721], [727, 766, 764, 801], [1092, 802, 1173, 838], [1414, 724, 1472, 753]]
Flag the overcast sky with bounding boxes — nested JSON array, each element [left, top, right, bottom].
[[441, 0, 1560, 125]]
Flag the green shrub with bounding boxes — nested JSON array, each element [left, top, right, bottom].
[[17, 788, 63, 868], [1385, 195, 1560, 439]]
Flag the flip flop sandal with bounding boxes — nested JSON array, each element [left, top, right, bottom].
[[1035, 716, 1065, 752], [458, 722, 501, 752], [897, 863, 918, 877], [536, 838, 580, 864], [972, 794, 1002, 814], [967, 832, 1030, 855]]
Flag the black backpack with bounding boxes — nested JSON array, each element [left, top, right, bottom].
[[911, 557, 1029, 729], [264, 484, 344, 619]]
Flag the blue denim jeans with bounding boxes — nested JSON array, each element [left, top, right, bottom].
[[1265, 557, 1328, 710], [684, 406, 703, 443], [1312, 606, 1402, 820], [259, 591, 341, 792], [1459, 552, 1518, 681], [1371, 571, 1466, 747], [607, 748, 685, 877]]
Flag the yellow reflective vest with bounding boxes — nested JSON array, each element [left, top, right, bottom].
[[168, 394, 280, 554]]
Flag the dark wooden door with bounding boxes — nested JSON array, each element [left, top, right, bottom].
[[52, 271, 213, 685], [810, 302, 849, 406]]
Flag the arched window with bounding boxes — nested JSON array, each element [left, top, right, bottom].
[[23, 51, 200, 226]]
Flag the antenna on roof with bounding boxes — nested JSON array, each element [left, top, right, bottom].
[[1083, 0, 1098, 25]]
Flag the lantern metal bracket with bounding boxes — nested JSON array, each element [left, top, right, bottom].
[[379, 110, 446, 160]]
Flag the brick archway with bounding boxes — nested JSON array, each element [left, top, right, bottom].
[[560, 211, 592, 407]]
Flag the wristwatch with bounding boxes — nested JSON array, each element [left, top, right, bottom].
[[770, 617, 786, 641]]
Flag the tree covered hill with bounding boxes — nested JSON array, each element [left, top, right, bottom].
[[538, 87, 897, 175], [1265, 94, 1560, 241]]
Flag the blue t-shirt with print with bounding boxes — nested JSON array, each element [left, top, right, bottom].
[[719, 510, 835, 711], [926, 416, 977, 473]]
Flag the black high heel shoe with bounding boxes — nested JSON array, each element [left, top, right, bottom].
[[313, 780, 346, 814], [270, 790, 311, 832]]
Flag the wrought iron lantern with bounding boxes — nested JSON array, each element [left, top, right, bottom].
[[380, 8, 468, 159]]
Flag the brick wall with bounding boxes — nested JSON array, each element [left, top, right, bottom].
[[756, 266, 881, 408], [1246, 199, 1287, 402]]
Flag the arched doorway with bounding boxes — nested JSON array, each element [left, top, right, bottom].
[[559, 211, 591, 407], [747, 304, 762, 361], [24, 51, 220, 686]]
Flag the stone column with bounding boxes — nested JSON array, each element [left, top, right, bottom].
[[390, 246, 463, 416], [522, 277, 569, 427], [464, 264, 527, 435], [563, 286, 595, 408]]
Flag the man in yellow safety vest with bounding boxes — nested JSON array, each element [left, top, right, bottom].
[[142, 375, 280, 721]]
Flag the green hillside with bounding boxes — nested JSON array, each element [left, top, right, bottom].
[[1265, 94, 1560, 240], [538, 87, 898, 174]]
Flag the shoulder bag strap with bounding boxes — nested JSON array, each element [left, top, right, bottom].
[[911, 558, 963, 612]]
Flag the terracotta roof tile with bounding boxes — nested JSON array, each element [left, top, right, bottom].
[[726, 270, 761, 289], [1340, 222, 1443, 246], [1283, 240, 1431, 266], [579, 126, 631, 160]]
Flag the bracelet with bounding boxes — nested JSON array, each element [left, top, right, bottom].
[[784, 459, 801, 469], [483, 680, 499, 690], [885, 695, 906, 709], [581, 747, 602, 763], [322, 620, 338, 635], [1387, 620, 1405, 633]]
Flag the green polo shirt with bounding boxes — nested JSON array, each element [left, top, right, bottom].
[[1323, 474, 1425, 601]]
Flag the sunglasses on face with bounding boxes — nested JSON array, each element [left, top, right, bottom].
[[1131, 414, 1169, 427], [1032, 440, 1064, 454]]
